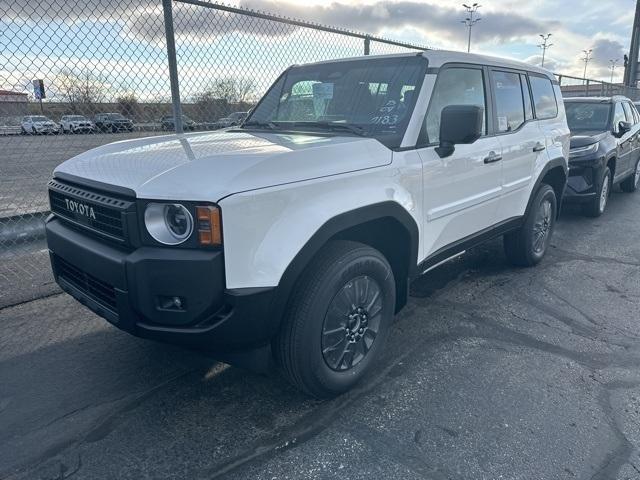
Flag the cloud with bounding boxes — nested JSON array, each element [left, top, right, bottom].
[[237, 0, 558, 46], [586, 38, 625, 78], [3, 0, 556, 49]]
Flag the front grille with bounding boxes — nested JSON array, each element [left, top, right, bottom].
[[48, 179, 133, 242], [54, 255, 117, 311]]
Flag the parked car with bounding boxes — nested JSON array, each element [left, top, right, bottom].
[[160, 115, 197, 131], [94, 113, 134, 133], [59, 115, 96, 134], [21, 115, 58, 135], [46, 51, 568, 397], [214, 111, 248, 129], [564, 96, 640, 217]]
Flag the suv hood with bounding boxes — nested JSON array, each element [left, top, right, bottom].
[[54, 130, 392, 201], [569, 130, 609, 149]]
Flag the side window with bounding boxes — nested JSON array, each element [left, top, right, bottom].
[[521, 75, 534, 121], [613, 102, 626, 133], [492, 71, 525, 132], [423, 67, 486, 145], [622, 102, 635, 124], [632, 103, 640, 124], [529, 76, 558, 119]]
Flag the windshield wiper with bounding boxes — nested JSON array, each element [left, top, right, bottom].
[[292, 121, 368, 137], [242, 120, 279, 130]]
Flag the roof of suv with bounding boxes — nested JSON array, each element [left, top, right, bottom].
[[300, 50, 556, 81]]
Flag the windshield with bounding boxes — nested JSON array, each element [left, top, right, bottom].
[[107, 113, 125, 119], [68, 116, 85, 121], [565, 102, 611, 131], [32, 116, 48, 122], [245, 56, 427, 148]]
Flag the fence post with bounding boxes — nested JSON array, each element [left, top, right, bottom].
[[585, 79, 590, 97], [364, 35, 370, 55], [162, 0, 183, 134]]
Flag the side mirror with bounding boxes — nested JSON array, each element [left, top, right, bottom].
[[435, 105, 484, 158], [617, 121, 632, 137]]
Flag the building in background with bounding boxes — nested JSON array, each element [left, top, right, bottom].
[[0, 89, 29, 118]]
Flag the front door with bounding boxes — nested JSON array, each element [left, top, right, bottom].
[[417, 65, 502, 257]]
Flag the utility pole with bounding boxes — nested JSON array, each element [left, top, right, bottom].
[[610, 59, 619, 84], [461, 3, 481, 53], [538, 33, 553, 68], [582, 49, 593, 83], [625, 0, 640, 87]]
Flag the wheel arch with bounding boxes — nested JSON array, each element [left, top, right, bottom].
[[528, 157, 568, 219], [270, 201, 419, 328]]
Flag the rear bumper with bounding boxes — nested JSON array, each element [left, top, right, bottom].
[[46, 217, 277, 352]]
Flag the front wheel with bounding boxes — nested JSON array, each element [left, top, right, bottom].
[[504, 183, 557, 267], [621, 160, 640, 193], [276, 240, 396, 398], [582, 167, 611, 217]]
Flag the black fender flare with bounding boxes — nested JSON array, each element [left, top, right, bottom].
[[268, 201, 420, 332], [525, 157, 568, 219]]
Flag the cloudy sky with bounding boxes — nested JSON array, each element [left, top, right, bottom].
[[231, 0, 635, 81], [1, 0, 637, 102]]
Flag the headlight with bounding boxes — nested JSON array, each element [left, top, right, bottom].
[[144, 203, 194, 245], [569, 142, 599, 159]]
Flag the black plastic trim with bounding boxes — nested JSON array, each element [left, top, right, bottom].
[[417, 216, 523, 275], [270, 201, 419, 326], [54, 171, 137, 198]]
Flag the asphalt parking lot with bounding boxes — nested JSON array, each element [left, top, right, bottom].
[[0, 131, 168, 217], [2, 189, 640, 480]]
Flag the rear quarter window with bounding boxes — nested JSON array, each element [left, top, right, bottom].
[[529, 76, 558, 120]]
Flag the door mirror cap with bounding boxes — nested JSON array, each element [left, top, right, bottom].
[[436, 105, 484, 158], [617, 121, 632, 137]]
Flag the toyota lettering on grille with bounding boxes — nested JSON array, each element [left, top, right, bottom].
[[64, 198, 96, 220]]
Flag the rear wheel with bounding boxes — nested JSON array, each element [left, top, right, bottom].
[[621, 160, 640, 193], [276, 241, 395, 398], [582, 167, 611, 217], [504, 183, 557, 267]]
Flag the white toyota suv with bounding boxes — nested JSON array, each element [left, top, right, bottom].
[[46, 52, 569, 397]]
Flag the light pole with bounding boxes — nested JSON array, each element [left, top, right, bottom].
[[582, 49, 593, 83], [609, 59, 619, 84], [538, 33, 553, 68], [461, 3, 481, 53]]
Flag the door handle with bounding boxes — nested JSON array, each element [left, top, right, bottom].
[[483, 152, 503, 164], [533, 143, 546, 152]]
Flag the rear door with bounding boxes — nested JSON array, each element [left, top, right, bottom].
[[416, 64, 503, 256], [614, 102, 633, 178], [489, 69, 541, 221], [622, 101, 640, 175]]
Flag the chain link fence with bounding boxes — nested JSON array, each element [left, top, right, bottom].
[[0, 0, 639, 307]]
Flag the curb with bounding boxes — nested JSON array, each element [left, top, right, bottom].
[[0, 211, 49, 245]]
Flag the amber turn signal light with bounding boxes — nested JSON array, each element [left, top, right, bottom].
[[196, 206, 222, 246]]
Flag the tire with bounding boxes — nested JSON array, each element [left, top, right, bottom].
[[582, 167, 611, 217], [504, 183, 557, 267], [621, 159, 640, 193], [111, 125, 117, 133], [276, 240, 396, 398], [31, 127, 37, 135]]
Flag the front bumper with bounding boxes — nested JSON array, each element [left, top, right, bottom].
[[563, 156, 605, 203], [46, 217, 276, 351]]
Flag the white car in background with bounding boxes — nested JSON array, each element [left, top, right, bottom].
[[214, 111, 248, 129], [21, 115, 58, 135], [59, 115, 96, 134]]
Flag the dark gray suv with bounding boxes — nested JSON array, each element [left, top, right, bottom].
[[564, 96, 640, 216]]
